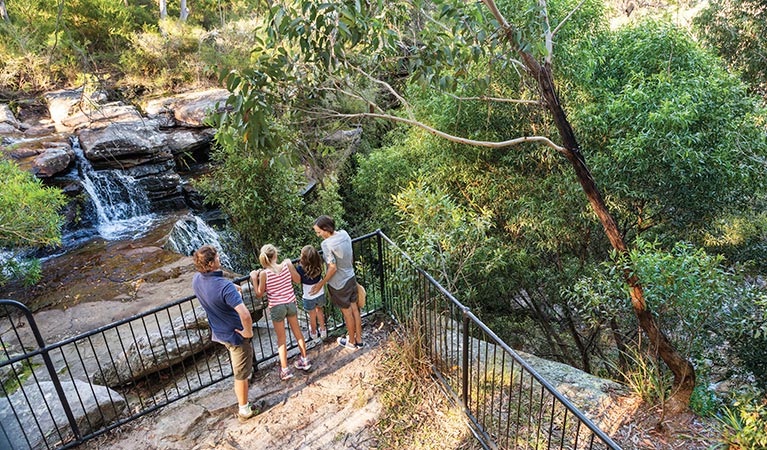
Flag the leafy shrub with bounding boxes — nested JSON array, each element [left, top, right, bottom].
[[0, 161, 66, 286], [717, 396, 767, 449], [119, 20, 211, 93]]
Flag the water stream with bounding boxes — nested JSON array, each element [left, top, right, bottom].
[[71, 138, 158, 241]]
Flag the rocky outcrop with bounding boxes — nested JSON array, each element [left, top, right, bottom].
[[0, 104, 22, 134], [92, 305, 213, 387], [0, 379, 125, 450], [1, 133, 75, 178], [423, 310, 626, 434], [37, 88, 223, 212], [77, 119, 173, 169], [33, 145, 75, 177], [144, 89, 230, 128]]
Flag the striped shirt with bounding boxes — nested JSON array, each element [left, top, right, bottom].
[[264, 264, 296, 307]]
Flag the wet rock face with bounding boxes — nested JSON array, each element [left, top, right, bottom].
[[41, 89, 223, 212]]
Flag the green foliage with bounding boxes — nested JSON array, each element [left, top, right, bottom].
[[0, 160, 65, 286], [392, 178, 507, 299], [616, 345, 672, 406], [572, 241, 748, 361], [119, 20, 209, 93], [194, 133, 309, 256], [723, 281, 767, 390], [575, 19, 767, 244], [694, 0, 767, 99], [690, 381, 722, 418], [716, 396, 767, 450]]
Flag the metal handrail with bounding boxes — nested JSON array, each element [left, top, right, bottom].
[[0, 230, 620, 449]]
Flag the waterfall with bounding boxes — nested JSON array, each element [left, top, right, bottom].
[[166, 214, 233, 268], [71, 138, 157, 240]]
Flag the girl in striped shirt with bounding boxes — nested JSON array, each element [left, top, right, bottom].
[[250, 244, 311, 381]]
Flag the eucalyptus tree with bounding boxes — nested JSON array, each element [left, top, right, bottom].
[[216, 0, 703, 408]]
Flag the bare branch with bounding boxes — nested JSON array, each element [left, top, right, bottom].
[[318, 111, 566, 153], [551, 0, 588, 38], [446, 93, 543, 106], [539, 0, 554, 67]]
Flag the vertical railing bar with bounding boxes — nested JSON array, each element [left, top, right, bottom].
[[6, 300, 78, 445], [0, 317, 39, 450], [62, 343, 102, 431], [481, 331, 490, 432], [117, 323, 141, 395], [503, 352, 514, 449], [497, 349, 506, 445], [514, 369, 525, 447], [0, 357, 40, 449], [461, 307, 471, 412], [166, 306, 192, 395], [573, 418, 582, 450], [489, 341, 498, 438], [151, 312, 178, 399], [177, 301, 203, 389], [546, 392, 556, 450], [376, 228, 387, 311], [535, 384, 546, 448], [559, 408, 569, 450], [136, 316, 165, 405], [189, 303, 218, 383]]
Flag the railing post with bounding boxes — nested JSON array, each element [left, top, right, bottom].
[[376, 230, 386, 312], [462, 308, 470, 407], [2, 300, 82, 441]]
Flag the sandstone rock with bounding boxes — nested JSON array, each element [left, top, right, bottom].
[[44, 88, 85, 126], [0, 379, 125, 450], [91, 306, 213, 387], [61, 103, 143, 130], [144, 89, 230, 127], [78, 120, 171, 169], [32, 146, 74, 177], [0, 104, 20, 129], [166, 128, 215, 155], [321, 128, 363, 149], [0, 122, 20, 135], [424, 310, 626, 433]]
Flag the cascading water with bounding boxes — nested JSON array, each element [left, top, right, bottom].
[[166, 214, 233, 268], [71, 138, 157, 240]]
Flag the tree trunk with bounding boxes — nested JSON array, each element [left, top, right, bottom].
[[484, 0, 696, 408], [0, 0, 9, 22], [535, 55, 695, 409], [159, 0, 167, 19], [179, 0, 189, 21]]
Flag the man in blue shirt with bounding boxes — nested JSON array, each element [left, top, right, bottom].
[[192, 245, 259, 422]]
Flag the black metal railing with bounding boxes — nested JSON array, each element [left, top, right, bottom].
[[0, 231, 619, 449], [378, 232, 621, 450]]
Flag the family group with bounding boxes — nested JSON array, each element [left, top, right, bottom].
[[191, 215, 364, 422]]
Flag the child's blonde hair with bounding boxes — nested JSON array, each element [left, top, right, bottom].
[[259, 244, 279, 269], [299, 245, 322, 279]]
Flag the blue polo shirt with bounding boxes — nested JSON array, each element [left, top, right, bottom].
[[192, 270, 245, 346]]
